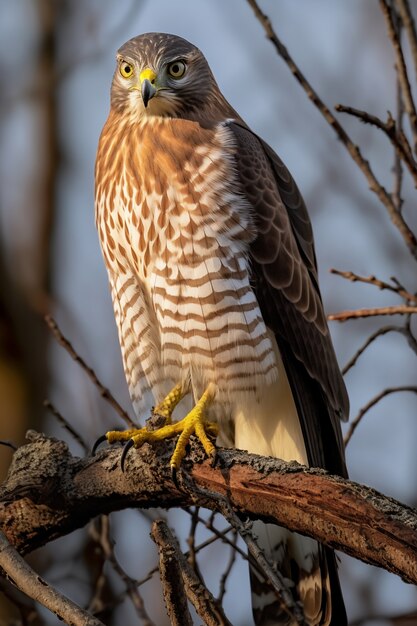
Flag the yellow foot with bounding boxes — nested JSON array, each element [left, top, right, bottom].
[[104, 383, 219, 472]]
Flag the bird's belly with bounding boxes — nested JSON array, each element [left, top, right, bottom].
[[150, 252, 278, 409]]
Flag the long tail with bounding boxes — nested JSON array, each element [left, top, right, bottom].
[[233, 346, 346, 625]]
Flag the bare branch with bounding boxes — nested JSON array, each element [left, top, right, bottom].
[[217, 531, 238, 605], [151, 519, 233, 626], [395, 0, 417, 85], [334, 105, 417, 186], [342, 325, 405, 374], [189, 514, 249, 563], [185, 506, 203, 580], [45, 315, 135, 427], [330, 269, 417, 303], [393, 32, 405, 213], [89, 516, 155, 625], [380, 0, 417, 152], [151, 520, 198, 626], [2, 431, 417, 586], [0, 440, 18, 452], [404, 315, 417, 355], [328, 305, 417, 321], [246, 0, 417, 260], [0, 529, 104, 626], [345, 386, 417, 446], [44, 400, 89, 453], [134, 519, 239, 592]]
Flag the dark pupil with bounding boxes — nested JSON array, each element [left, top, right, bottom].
[[172, 64, 180, 74], [124, 65, 131, 74]]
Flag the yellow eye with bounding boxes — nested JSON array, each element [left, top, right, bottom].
[[167, 60, 186, 79], [119, 61, 134, 79]]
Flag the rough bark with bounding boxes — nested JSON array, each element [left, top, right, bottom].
[[1, 430, 417, 587]]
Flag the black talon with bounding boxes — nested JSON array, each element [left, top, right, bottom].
[[211, 450, 219, 468], [120, 438, 134, 472], [171, 465, 180, 490], [92, 434, 108, 456]]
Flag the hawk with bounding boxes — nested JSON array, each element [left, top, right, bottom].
[[95, 32, 349, 625]]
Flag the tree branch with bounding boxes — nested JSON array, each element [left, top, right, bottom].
[[0, 529, 104, 626], [380, 0, 417, 152], [341, 325, 405, 374], [330, 269, 417, 304], [246, 0, 417, 260], [1, 431, 417, 587], [89, 516, 155, 625], [394, 0, 417, 86], [344, 386, 417, 446], [328, 305, 417, 321], [151, 519, 233, 626], [334, 105, 417, 186], [45, 315, 135, 427], [150, 520, 194, 626]]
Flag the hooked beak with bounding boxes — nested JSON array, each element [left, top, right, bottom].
[[140, 68, 157, 108]]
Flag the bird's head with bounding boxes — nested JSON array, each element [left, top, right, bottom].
[[110, 32, 224, 121]]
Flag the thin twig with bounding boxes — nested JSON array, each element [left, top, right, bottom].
[[404, 315, 417, 355], [393, 123, 404, 212], [192, 515, 249, 563], [0, 440, 18, 452], [328, 305, 417, 321], [44, 400, 89, 452], [394, 0, 417, 85], [45, 315, 135, 427], [86, 541, 110, 619], [345, 386, 417, 446], [330, 269, 417, 304], [90, 516, 156, 626], [342, 325, 405, 374], [151, 520, 233, 626], [334, 105, 417, 186], [217, 530, 238, 605], [380, 0, 417, 153], [393, 13, 405, 212], [246, 0, 417, 260], [0, 530, 104, 626], [186, 506, 199, 572]]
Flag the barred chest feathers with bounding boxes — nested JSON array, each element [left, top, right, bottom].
[[95, 115, 278, 415]]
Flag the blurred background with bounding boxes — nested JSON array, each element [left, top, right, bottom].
[[0, 1, 416, 624]]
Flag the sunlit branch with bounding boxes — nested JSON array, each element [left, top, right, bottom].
[[45, 315, 135, 427], [328, 305, 417, 321]]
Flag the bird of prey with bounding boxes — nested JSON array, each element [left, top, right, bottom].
[[95, 32, 349, 625]]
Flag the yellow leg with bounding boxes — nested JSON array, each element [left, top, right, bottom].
[[105, 383, 218, 470], [153, 382, 185, 422]]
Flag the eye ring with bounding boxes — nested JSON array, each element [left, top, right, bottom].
[[167, 60, 186, 79], [119, 61, 134, 79]]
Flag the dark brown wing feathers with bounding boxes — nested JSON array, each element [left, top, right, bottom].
[[228, 121, 348, 476]]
